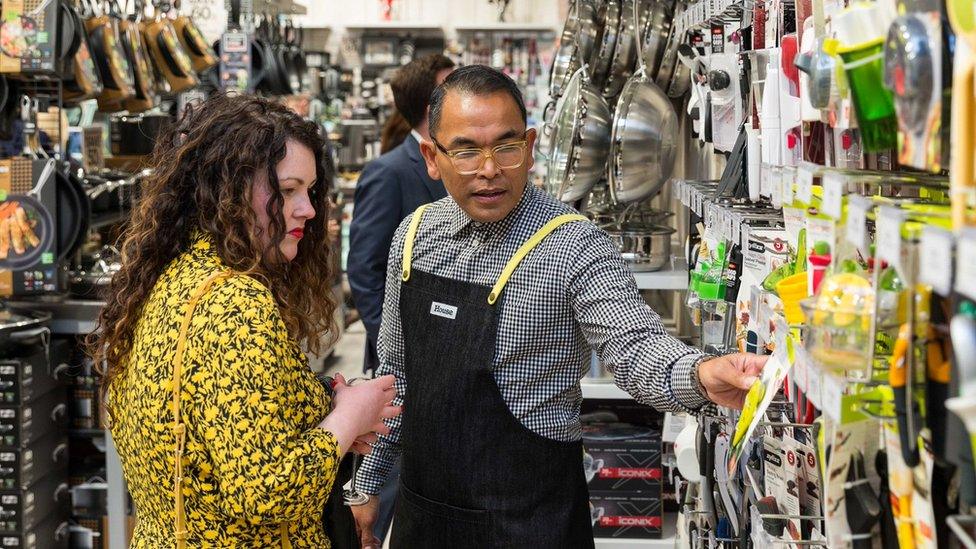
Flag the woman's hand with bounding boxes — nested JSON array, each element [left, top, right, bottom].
[[318, 374, 401, 455]]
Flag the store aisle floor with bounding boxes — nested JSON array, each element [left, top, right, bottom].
[[323, 321, 367, 380]]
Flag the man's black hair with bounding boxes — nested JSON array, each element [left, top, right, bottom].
[[428, 65, 527, 138]]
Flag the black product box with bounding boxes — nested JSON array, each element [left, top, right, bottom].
[[0, 472, 69, 533], [582, 423, 662, 492], [0, 431, 67, 490], [0, 338, 68, 406], [590, 489, 663, 539], [0, 513, 68, 548], [0, 390, 66, 449]]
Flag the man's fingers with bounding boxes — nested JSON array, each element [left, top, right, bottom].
[[352, 441, 373, 455], [380, 405, 402, 420]]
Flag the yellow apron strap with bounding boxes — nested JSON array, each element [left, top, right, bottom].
[[171, 270, 231, 549], [488, 214, 588, 305], [401, 204, 431, 282]]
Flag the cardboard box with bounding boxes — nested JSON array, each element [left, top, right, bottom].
[[590, 490, 663, 539], [582, 423, 662, 492]]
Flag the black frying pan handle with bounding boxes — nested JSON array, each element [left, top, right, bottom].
[[229, 0, 241, 28], [61, 3, 82, 60]]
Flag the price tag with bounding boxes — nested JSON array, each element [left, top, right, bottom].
[[875, 206, 904, 271], [761, 163, 772, 199], [820, 372, 845, 423], [845, 196, 870, 252], [956, 230, 976, 301], [919, 227, 954, 296], [792, 345, 809, 394], [805, 357, 822, 410], [771, 166, 783, 208], [796, 166, 814, 204], [821, 173, 844, 220], [782, 167, 795, 206]]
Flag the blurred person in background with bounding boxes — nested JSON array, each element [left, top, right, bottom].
[[380, 110, 412, 154]]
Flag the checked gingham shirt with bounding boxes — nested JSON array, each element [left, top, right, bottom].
[[356, 183, 708, 494]]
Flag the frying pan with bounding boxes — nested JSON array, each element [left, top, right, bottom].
[[0, 194, 55, 272], [171, 1, 217, 73], [55, 166, 90, 261], [62, 2, 104, 103]]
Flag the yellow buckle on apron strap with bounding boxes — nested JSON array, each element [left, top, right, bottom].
[[487, 214, 588, 305], [402, 204, 432, 282]]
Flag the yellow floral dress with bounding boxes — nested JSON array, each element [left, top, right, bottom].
[[110, 236, 339, 548]]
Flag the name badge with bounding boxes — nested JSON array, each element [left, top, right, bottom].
[[430, 301, 458, 320]]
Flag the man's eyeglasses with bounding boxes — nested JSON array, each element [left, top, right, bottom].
[[431, 133, 529, 175]]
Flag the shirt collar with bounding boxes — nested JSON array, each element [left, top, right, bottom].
[[410, 129, 424, 145], [446, 182, 535, 238]]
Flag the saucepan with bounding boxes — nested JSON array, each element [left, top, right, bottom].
[[602, 222, 674, 272], [639, 0, 674, 77], [607, 68, 678, 204], [544, 68, 612, 203], [575, 0, 604, 68]]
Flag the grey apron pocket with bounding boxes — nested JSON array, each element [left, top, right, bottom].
[[391, 484, 490, 548]]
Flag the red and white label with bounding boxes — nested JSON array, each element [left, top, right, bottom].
[[597, 468, 662, 480], [599, 516, 663, 528]]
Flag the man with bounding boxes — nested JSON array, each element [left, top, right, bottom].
[[346, 53, 455, 547], [352, 66, 767, 548], [348, 53, 456, 374]]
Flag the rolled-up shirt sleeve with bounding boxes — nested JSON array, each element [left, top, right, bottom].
[[355, 216, 411, 495], [565, 225, 708, 412]]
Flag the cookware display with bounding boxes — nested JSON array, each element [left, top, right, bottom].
[[638, 0, 674, 78], [62, 1, 104, 103], [549, 0, 584, 99], [608, 69, 678, 204], [171, 0, 216, 73], [0, 306, 51, 355], [120, 2, 156, 112], [82, 0, 137, 110], [545, 69, 612, 203], [587, 0, 621, 90], [0, 0, 62, 77], [142, 5, 197, 93]]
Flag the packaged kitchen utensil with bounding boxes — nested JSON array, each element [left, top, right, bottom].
[[0, 473, 68, 533], [582, 423, 662, 492], [589, 489, 664, 539]]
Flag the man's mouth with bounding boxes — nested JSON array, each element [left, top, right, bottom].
[[471, 189, 506, 204], [288, 228, 304, 239]]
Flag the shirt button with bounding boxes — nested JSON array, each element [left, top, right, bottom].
[[470, 238, 480, 248]]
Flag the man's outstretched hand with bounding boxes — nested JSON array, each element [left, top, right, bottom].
[[698, 353, 768, 409]]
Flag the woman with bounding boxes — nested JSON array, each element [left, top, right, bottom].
[[90, 94, 399, 548]]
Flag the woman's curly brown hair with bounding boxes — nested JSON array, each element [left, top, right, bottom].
[[88, 94, 338, 419]]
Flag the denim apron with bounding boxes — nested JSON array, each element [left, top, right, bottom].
[[389, 205, 595, 549]]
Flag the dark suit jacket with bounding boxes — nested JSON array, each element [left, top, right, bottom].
[[348, 134, 447, 371]]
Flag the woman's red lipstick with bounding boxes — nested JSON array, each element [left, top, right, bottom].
[[288, 228, 304, 239]]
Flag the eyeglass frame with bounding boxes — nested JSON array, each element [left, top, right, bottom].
[[430, 131, 532, 175]]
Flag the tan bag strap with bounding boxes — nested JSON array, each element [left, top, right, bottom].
[[170, 270, 292, 548], [171, 270, 230, 548]]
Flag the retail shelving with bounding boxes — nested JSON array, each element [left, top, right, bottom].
[[581, 379, 631, 400], [631, 257, 689, 291], [454, 23, 559, 32], [343, 22, 443, 31]]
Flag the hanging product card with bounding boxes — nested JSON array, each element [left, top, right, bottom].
[[801, 348, 822, 410], [782, 167, 795, 206], [779, 439, 804, 543], [919, 227, 954, 296], [771, 166, 784, 208], [820, 372, 845, 423], [956, 230, 976, 301], [844, 196, 871, 253], [821, 173, 845, 220], [729, 341, 792, 476], [796, 166, 814, 204], [761, 164, 772, 199], [876, 206, 904, 274], [783, 207, 805, 250]]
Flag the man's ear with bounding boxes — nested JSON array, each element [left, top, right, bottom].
[[420, 139, 442, 181]]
